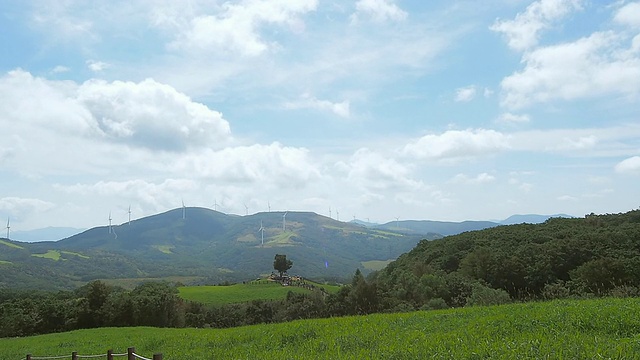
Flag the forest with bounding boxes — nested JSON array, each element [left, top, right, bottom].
[[1, 210, 639, 338]]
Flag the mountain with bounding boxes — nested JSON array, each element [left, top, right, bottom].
[[0, 208, 434, 290], [499, 214, 573, 225], [374, 220, 500, 237], [10, 227, 85, 242]]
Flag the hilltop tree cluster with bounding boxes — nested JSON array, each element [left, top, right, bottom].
[[2, 210, 640, 337]]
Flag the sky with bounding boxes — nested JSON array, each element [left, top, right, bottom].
[[1, 0, 640, 232]]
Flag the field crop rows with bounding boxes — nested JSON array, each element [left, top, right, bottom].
[[2, 297, 640, 359]]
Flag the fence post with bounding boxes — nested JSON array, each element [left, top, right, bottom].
[[153, 354, 163, 360], [72, 351, 78, 360], [128, 347, 135, 360], [107, 349, 113, 360], [26, 355, 31, 360]]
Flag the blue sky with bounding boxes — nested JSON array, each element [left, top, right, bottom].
[[1, 0, 639, 231]]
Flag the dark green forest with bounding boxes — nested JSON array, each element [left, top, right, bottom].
[[2, 210, 640, 338]]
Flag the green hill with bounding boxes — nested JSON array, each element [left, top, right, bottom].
[[1, 297, 638, 359], [0, 209, 432, 290]]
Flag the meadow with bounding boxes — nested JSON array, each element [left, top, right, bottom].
[[2, 297, 639, 359], [178, 280, 340, 305]]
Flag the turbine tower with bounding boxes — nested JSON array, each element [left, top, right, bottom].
[[268, 201, 271, 212], [5, 217, 9, 240], [337, 210, 340, 222], [108, 212, 112, 234], [213, 199, 218, 211], [282, 211, 288, 232], [329, 207, 332, 219], [244, 203, 249, 216], [128, 205, 132, 225], [259, 220, 265, 247], [395, 217, 400, 229], [182, 199, 186, 220]]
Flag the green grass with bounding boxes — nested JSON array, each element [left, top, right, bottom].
[[60, 250, 89, 259], [0, 239, 24, 249], [0, 260, 12, 265], [2, 298, 640, 359], [361, 259, 394, 271], [99, 276, 204, 290], [31, 250, 62, 261], [152, 245, 174, 254]]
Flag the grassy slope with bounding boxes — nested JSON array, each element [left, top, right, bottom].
[[178, 281, 340, 305], [2, 298, 640, 359]]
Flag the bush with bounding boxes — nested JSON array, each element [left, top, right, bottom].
[[465, 284, 511, 307]]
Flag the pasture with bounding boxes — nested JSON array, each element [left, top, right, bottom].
[[2, 297, 639, 359]]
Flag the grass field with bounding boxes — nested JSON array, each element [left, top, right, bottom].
[[178, 280, 340, 306], [2, 297, 640, 359], [0, 239, 24, 249]]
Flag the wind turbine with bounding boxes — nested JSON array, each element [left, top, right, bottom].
[[182, 199, 186, 220], [268, 201, 271, 212], [128, 205, 131, 225], [259, 221, 265, 247], [108, 212, 112, 234], [5, 217, 9, 240], [329, 207, 332, 219], [282, 211, 288, 232], [336, 210, 340, 222], [244, 203, 249, 216], [395, 217, 400, 229], [213, 199, 218, 211]]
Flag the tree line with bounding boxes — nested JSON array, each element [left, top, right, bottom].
[[2, 210, 640, 337]]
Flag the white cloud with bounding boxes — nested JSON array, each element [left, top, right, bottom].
[[342, 148, 423, 192], [500, 31, 640, 108], [165, 0, 318, 56], [497, 112, 530, 123], [179, 143, 321, 188], [451, 173, 496, 184], [614, 2, 640, 28], [55, 179, 198, 209], [615, 156, 640, 173], [0, 197, 55, 220], [454, 86, 477, 102], [52, 65, 70, 73], [77, 78, 232, 150], [352, 0, 408, 23], [284, 94, 350, 118], [490, 0, 583, 51], [86, 60, 110, 72], [403, 129, 510, 161]]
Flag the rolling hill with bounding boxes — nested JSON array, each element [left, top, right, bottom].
[[0, 208, 433, 290]]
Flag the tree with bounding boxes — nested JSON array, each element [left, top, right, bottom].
[[273, 254, 293, 277]]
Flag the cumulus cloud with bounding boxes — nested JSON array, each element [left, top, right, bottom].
[[86, 60, 110, 72], [0, 70, 232, 152], [497, 112, 530, 123], [352, 0, 408, 23], [55, 179, 198, 209], [454, 86, 477, 102], [615, 156, 640, 173], [614, 2, 640, 28], [0, 197, 55, 220], [500, 31, 640, 109], [403, 129, 510, 161], [284, 94, 350, 118], [179, 143, 321, 187], [165, 0, 318, 56], [52, 65, 70, 73], [78, 78, 232, 150], [342, 148, 423, 192], [490, 0, 583, 51]]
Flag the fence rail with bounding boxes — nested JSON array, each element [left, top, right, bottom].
[[25, 347, 162, 360]]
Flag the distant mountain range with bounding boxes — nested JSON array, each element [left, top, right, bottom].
[[10, 227, 85, 242], [0, 208, 434, 290]]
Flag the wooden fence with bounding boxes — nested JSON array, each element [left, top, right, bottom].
[[25, 346, 162, 360]]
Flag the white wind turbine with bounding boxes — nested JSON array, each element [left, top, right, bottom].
[[128, 205, 132, 225], [213, 199, 218, 211], [282, 211, 288, 232], [395, 217, 400, 229], [268, 201, 271, 212], [108, 212, 113, 234], [244, 203, 249, 216], [336, 210, 340, 222], [329, 207, 332, 219], [182, 199, 186, 220], [5, 217, 10, 240], [259, 220, 265, 247]]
